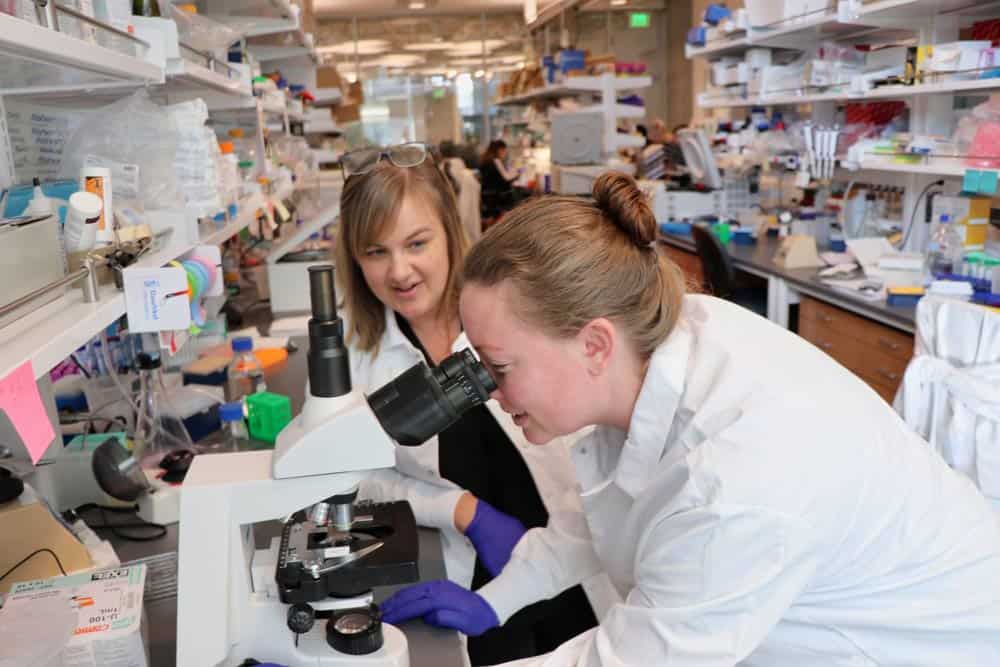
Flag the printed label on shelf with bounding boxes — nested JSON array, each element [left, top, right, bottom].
[[123, 266, 191, 333]]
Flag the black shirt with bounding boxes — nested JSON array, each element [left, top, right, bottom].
[[394, 313, 548, 529], [480, 158, 514, 195]]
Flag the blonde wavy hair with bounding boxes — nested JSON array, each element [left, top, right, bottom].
[[336, 159, 469, 352]]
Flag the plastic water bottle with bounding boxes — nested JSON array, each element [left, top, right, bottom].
[[219, 401, 248, 452], [226, 336, 266, 401], [924, 214, 965, 283]]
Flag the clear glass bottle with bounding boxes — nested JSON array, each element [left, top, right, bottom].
[[226, 336, 266, 401], [133, 353, 193, 466], [219, 401, 248, 452], [221, 240, 242, 293], [858, 191, 882, 238], [924, 214, 965, 283]]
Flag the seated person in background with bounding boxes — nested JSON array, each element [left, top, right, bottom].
[[663, 123, 688, 169], [480, 139, 519, 194], [636, 124, 649, 148], [480, 139, 529, 221]]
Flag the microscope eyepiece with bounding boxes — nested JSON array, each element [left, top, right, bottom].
[[307, 265, 352, 398], [366, 349, 498, 447]]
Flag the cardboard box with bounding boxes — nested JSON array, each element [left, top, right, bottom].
[[931, 195, 991, 249], [0, 487, 92, 595], [316, 65, 343, 91], [0, 564, 148, 667], [343, 80, 364, 106], [334, 104, 362, 124]]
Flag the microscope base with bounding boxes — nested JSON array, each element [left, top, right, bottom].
[[238, 590, 409, 667]]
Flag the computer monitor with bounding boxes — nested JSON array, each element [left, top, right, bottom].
[[678, 128, 722, 189]]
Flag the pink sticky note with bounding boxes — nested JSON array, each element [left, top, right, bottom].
[[0, 361, 56, 464]]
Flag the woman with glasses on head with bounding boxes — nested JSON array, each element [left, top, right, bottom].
[[334, 143, 617, 666]]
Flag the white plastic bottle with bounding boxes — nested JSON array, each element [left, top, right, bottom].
[[63, 191, 104, 253]]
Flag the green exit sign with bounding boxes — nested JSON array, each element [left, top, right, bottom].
[[629, 12, 650, 28], [432, 88, 446, 100]]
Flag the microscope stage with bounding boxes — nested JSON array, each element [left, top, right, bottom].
[[277, 500, 419, 602]]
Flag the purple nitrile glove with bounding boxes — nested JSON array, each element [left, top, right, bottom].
[[380, 580, 499, 636], [464, 499, 527, 577]]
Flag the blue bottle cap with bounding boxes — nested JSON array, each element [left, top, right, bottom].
[[220, 402, 244, 422], [232, 336, 253, 352]]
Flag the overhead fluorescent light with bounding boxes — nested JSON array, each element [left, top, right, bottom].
[[610, 0, 627, 5], [409, 0, 426, 8], [446, 39, 507, 56], [474, 69, 485, 78], [317, 39, 390, 55], [404, 41, 456, 51], [449, 54, 525, 67], [368, 53, 426, 67]]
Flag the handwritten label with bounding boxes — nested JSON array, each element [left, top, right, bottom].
[[0, 361, 55, 464]]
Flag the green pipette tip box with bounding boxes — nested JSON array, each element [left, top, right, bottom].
[[245, 392, 292, 445]]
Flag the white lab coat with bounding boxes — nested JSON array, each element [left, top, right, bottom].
[[478, 295, 1000, 666], [345, 306, 620, 618], [895, 296, 1000, 509], [444, 157, 482, 244]]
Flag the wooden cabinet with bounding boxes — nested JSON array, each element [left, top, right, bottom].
[[798, 296, 914, 403], [660, 243, 705, 293]]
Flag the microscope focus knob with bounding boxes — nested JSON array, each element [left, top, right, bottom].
[[326, 605, 383, 655], [287, 603, 315, 635]]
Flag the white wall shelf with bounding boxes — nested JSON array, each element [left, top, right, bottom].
[[685, 35, 749, 59], [0, 14, 162, 95], [246, 27, 316, 65], [200, 192, 267, 245], [0, 193, 268, 381], [581, 103, 646, 119], [495, 75, 652, 106], [207, 96, 286, 116], [699, 76, 1000, 109], [854, 0, 998, 21], [202, 0, 300, 37], [685, 2, 954, 62], [164, 60, 251, 97], [854, 156, 967, 177]]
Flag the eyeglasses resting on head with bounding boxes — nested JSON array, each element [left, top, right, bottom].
[[340, 142, 431, 178]]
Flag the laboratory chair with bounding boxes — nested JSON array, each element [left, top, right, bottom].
[[895, 296, 1000, 510], [691, 224, 767, 316]]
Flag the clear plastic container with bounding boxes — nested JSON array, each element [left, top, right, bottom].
[[133, 353, 193, 466], [226, 336, 266, 401], [219, 401, 248, 452], [924, 214, 965, 283], [227, 128, 257, 184]]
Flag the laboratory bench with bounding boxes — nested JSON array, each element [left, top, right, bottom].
[[91, 334, 466, 667], [658, 232, 917, 404]]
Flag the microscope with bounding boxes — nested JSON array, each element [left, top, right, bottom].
[[176, 265, 496, 666]]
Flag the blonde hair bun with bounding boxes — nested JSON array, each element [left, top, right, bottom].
[[592, 172, 657, 247]]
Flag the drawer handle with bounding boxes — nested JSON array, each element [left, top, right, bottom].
[[877, 369, 900, 382], [818, 313, 834, 323], [878, 337, 903, 352], [818, 341, 833, 351]]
